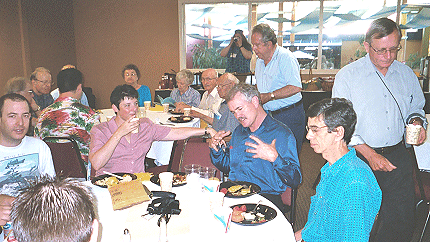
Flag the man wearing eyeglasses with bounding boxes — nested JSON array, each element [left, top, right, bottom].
[[30, 67, 54, 110], [176, 68, 223, 125], [333, 17, 426, 242]]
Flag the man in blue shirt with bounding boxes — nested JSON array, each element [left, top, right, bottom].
[[251, 24, 305, 152], [209, 83, 301, 212], [295, 98, 381, 242]]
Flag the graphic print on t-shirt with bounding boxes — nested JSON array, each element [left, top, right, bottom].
[[0, 153, 39, 197]]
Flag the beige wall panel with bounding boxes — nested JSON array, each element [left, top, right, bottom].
[[73, 0, 180, 109]]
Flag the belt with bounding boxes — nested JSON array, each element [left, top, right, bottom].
[[270, 99, 302, 115], [373, 142, 403, 155]]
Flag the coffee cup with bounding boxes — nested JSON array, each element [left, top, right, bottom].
[[406, 124, 421, 145], [159, 172, 174, 192], [184, 108, 191, 116], [144, 101, 151, 110], [162, 103, 169, 113], [130, 117, 139, 134]]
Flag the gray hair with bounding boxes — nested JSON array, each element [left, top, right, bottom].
[[226, 83, 260, 104], [220, 73, 239, 85], [365, 17, 402, 44], [30, 67, 50, 81], [5, 77, 30, 94], [252, 23, 277, 45], [176, 69, 194, 85]]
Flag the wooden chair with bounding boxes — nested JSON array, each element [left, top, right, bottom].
[[146, 140, 186, 175], [180, 137, 221, 179], [43, 136, 87, 179], [281, 186, 298, 226]]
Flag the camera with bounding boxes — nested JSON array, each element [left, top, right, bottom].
[[234, 37, 239, 42]]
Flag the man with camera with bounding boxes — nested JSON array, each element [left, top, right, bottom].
[[220, 29, 253, 74]]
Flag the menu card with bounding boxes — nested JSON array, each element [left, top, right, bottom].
[[108, 180, 151, 210]]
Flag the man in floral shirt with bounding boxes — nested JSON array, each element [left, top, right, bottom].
[[34, 68, 100, 166]]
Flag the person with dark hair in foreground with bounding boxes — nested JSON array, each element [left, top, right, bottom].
[[333, 17, 427, 241], [295, 98, 381, 242], [90, 84, 216, 176], [11, 177, 98, 242], [209, 83, 301, 212]]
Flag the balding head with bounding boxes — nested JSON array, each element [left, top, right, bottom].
[[217, 73, 239, 99], [201, 68, 218, 93]]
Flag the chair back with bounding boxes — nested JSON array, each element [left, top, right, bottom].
[[281, 186, 298, 226], [43, 136, 87, 179], [146, 139, 186, 175], [180, 137, 221, 179]]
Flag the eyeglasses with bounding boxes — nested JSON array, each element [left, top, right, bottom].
[[34, 79, 53, 86], [306, 125, 328, 133], [369, 44, 402, 55], [202, 77, 216, 82], [217, 82, 233, 89], [28, 90, 34, 95]]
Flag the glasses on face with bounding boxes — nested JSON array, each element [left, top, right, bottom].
[[28, 90, 34, 95], [35, 79, 53, 86], [217, 82, 232, 89], [369, 44, 402, 55], [202, 77, 216, 82], [306, 125, 328, 133]]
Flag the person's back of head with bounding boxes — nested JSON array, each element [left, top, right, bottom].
[[11, 177, 98, 242], [4, 77, 29, 94], [57, 68, 83, 93], [306, 98, 357, 144], [110, 84, 139, 109]]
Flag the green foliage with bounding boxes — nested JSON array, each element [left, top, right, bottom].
[[406, 52, 423, 70], [192, 44, 228, 69]]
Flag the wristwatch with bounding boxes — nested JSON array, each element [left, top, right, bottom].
[[270, 92, 275, 101]]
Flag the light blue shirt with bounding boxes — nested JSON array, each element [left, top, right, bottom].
[[170, 87, 201, 107], [51, 88, 89, 107], [333, 54, 426, 148], [255, 45, 302, 111]]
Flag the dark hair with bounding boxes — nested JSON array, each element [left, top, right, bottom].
[[365, 17, 402, 44], [0, 93, 30, 117], [11, 177, 96, 242], [122, 64, 141, 80], [57, 68, 83, 93], [252, 23, 277, 45], [225, 83, 261, 104], [234, 29, 252, 50], [306, 98, 357, 144], [110, 84, 139, 109]]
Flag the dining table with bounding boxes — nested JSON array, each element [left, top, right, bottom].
[[98, 107, 200, 166], [86, 179, 295, 242]]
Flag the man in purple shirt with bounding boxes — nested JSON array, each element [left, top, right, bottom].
[[89, 84, 215, 176]]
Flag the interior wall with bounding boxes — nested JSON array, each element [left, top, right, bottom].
[[73, 0, 180, 109], [0, 0, 76, 94]]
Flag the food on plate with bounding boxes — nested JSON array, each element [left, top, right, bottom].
[[134, 172, 153, 181], [173, 173, 186, 185], [209, 177, 220, 181], [170, 117, 178, 121], [121, 174, 133, 182], [228, 185, 243, 193], [231, 205, 266, 224], [94, 174, 134, 187], [183, 116, 191, 121], [220, 188, 228, 194]]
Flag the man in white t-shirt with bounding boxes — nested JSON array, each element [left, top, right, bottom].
[[0, 93, 55, 226]]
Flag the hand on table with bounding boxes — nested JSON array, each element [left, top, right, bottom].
[[0, 195, 15, 226], [245, 135, 278, 162], [209, 130, 231, 152]]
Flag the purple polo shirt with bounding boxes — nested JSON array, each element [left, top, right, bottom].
[[90, 117, 171, 176]]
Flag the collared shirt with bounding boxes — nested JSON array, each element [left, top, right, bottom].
[[34, 96, 100, 164], [302, 148, 382, 242], [90, 117, 171, 176], [51, 88, 89, 106], [137, 85, 152, 107], [170, 87, 201, 107], [193, 87, 223, 118], [210, 114, 301, 195], [213, 101, 239, 132], [333, 54, 426, 148], [0, 136, 55, 197], [255, 45, 302, 111], [225, 45, 252, 73], [33, 93, 54, 110]]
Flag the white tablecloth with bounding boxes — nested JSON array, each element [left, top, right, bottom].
[[413, 114, 430, 171], [86, 181, 295, 242], [98, 108, 200, 165]]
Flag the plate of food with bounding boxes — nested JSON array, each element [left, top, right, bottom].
[[150, 172, 187, 187], [169, 110, 184, 115], [168, 116, 194, 123], [230, 203, 277, 226], [92, 173, 138, 188], [219, 181, 261, 198]]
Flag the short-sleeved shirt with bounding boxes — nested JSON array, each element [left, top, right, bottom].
[[225, 45, 252, 73], [170, 87, 201, 107], [90, 117, 171, 176], [0, 136, 55, 197]]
